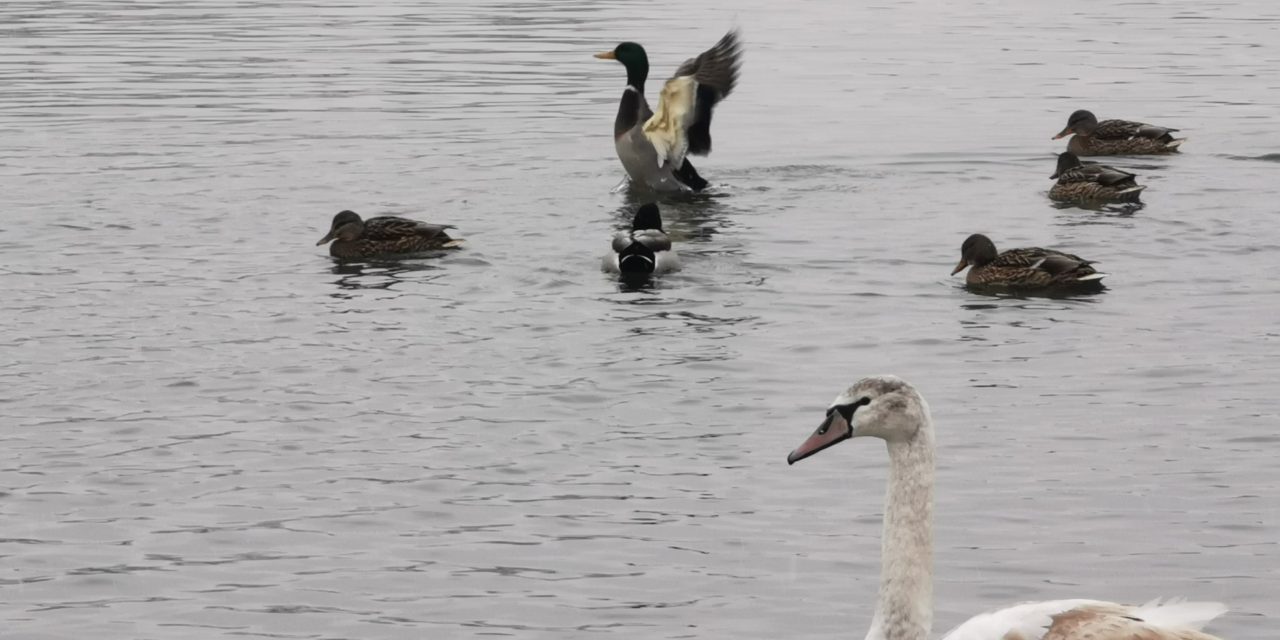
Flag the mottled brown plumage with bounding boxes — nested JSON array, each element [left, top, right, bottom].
[[951, 233, 1105, 289], [316, 210, 462, 260], [1048, 151, 1146, 204], [1054, 109, 1184, 155]]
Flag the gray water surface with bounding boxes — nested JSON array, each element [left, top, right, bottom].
[[3, 1, 1278, 638]]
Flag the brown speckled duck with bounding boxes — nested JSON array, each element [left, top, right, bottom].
[[1053, 109, 1184, 155], [1048, 152, 1146, 204], [951, 233, 1105, 289], [316, 210, 463, 260]]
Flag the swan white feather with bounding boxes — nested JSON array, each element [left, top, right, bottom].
[[789, 376, 1230, 640]]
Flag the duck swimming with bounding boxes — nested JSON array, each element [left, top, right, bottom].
[[595, 29, 743, 192], [604, 203, 679, 276], [1048, 152, 1146, 204], [1053, 109, 1184, 155], [951, 233, 1105, 290], [316, 210, 463, 260]]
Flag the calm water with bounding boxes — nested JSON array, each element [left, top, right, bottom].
[[2, 1, 1278, 638]]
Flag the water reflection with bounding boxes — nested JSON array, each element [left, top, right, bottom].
[[329, 260, 450, 291]]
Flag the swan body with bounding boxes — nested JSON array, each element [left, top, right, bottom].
[[787, 376, 1228, 640]]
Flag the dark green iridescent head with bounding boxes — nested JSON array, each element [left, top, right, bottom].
[[595, 41, 651, 89]]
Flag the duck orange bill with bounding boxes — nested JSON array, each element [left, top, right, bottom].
[[1052, 126, 1073, 140], [787, 410, 852, 465], [593, 51, 616, 60], [950, 258, 969, 276]]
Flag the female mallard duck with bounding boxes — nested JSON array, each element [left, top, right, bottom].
[[595, 29, 742, 192], [316, 210, 463, 260], [603, 203, 680, 275], [1053, 109, 1184, 155], [1048, 151, 1146, 204], [951, 233, 1105, 289]]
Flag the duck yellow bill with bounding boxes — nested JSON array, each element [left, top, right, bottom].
[[787, 411, 852, 465], [593, 51, 616, 60], [1052, 126, 1073, 140], [950, 258, 969, 276]]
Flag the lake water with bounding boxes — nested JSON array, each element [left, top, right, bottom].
[[2, 1, 1278, 638]]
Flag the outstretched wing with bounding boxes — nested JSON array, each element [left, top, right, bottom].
[[642, 29, 743, 168]]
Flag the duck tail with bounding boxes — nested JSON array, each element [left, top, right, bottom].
[[1076, 272, 1107, 282], [617, 241, 657, 275], [1118, 185, 1146, 203], [1166, 137, 1187, 151]]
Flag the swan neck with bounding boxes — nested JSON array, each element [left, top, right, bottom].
[[871, 425, 935, 640]]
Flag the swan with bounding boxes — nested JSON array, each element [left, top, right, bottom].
[[787, 375, 1228, 640]]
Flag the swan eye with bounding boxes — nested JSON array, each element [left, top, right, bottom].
[[834, 397, 871, 423]]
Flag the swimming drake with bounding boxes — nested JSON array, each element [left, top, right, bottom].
[[1053, 109, 1184, 155], [1048, 151, 1146, 204], [951, 233, 1105, 289], [595, 29, 742, 192], [316, 210, 463, 260], [604, 203, 680, 276]]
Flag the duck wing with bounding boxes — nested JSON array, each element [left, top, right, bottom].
[[363, 216, 455, 241], [612, 229, 672, 253], [1095, 119, 1180, 143], [1062, 163, 1137, 187], [642, 29, 743, 168], [990, 247, 1060, 268]]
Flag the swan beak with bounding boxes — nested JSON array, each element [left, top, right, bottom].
[[950, 258, 969, 276], [594, 51, 616, 60], [316, 230, 336, 246], [787, 411, 852, 465], [1052, 126, 1073, 140]]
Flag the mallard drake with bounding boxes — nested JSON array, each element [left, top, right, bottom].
[[316, 210, 462, 260], [595, 29, 742, 192], [603, 203, 680, 275], [951, 233, 1105, 289], [1053, 109, 1184, 155], [1048, 151, 1146, 204]]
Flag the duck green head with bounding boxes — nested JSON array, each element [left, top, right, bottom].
[[317, 210, 365, 245], [595, 41, 650, 89]]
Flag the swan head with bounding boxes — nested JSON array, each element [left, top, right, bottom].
[[787, 375, 928, 464]]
